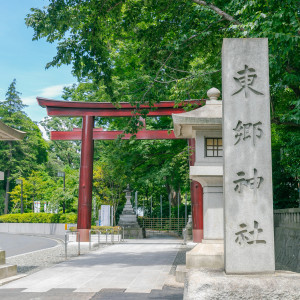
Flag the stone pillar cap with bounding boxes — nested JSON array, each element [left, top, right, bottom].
[[206, 88, 221, 105]]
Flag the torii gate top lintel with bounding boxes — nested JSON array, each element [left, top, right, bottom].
[[37, 97, 203, 117]]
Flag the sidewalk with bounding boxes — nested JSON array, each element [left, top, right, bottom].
[[0, 237, 184, 299]]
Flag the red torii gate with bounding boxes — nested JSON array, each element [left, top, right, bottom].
[[37, 97, 203, 242]]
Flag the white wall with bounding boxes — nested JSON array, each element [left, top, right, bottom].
[[0, 223, 76, 236]]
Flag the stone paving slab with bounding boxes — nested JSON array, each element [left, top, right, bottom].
[[91, 286, 184, 299], [0, 286, 184, 300], [0, 238, 182, 296]]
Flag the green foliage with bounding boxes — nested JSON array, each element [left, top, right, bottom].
[[58, 212, 77, 224], [68, 225, 121, 234], [0, 213, 58, 223], [0, 79, 48, 213], [1, 79, 27, 115], [0, 212, 77, 223], [16, 0, 300, 211]]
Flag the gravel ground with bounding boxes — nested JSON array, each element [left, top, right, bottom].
[[6, 238, 110, 275]]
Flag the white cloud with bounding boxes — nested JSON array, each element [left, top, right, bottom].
[[21, 83, 74, 105], [22, 96, 37, 105], [39, 83, 74, 98]]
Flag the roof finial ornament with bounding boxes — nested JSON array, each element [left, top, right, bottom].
[[207, 87, 221, 100]]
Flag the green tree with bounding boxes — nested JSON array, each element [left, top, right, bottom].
[[0, 80, 48, 214], [1, 79, 27, 115], [26, 0, 300, 208]]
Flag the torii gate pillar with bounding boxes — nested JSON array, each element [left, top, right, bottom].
[[189, 139, 204, 243], [77, 116, 94, 241]]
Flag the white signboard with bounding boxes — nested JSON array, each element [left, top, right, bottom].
[[101, 205, 111, 226], [34, 201, 40, 213], [0, 171, 4, 180]]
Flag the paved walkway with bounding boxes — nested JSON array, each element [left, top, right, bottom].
[[0, 237, 184, 299]]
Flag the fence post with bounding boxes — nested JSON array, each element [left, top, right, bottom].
[[177, 192, 180, 234], [65, 233, 68, 260], [160, 195, 162, 230], [77, 232, 80, 256], [106, 229, 108, 245], [89, 230, 91, 250], [169, 194, 171, 232], [185, 192, 187, 226]]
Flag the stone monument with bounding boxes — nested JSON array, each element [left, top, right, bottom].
[[118, 185, 143, 239], [222, 38, 275, 274]]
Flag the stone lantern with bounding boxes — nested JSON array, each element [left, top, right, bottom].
[[118, 185, 143, 239], [172, 88, 224, 269]]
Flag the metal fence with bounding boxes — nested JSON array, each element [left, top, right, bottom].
[[138, 217, 186, 237], [274, 208, 300, 229], [64, 227, 124, 259]]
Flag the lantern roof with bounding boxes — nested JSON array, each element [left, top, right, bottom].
[[0, 120, 26, 141], [172, 88, 222, 138]]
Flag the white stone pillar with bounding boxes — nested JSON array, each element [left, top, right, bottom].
[[222, 38, 275, 274]]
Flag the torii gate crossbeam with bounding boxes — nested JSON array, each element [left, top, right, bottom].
[[38, 97, 204, 241]]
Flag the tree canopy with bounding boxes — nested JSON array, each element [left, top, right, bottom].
[[24, 0, 299, 208], [0, 1, 298, 216]]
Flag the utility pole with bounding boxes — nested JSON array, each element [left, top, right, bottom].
[[185, 192, 187, 226], [58, 172, 66, 213], [160, 195, 162, 229], [16, 179, 23, 214]]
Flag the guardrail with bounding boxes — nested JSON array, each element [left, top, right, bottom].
[[89, 229, 101, 251], [65, 227, 124, 260], [65, 230, 80, 259]]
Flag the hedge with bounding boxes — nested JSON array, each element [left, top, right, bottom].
[[0, 212, 77, 224], [69, 225, 121, 234]]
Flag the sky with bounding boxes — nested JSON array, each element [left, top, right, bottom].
[[0, 0, 76, 123]]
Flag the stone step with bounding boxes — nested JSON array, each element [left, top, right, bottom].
[[0, 264, 17, 280], [186, 243, 224, 269], [175, 265, 187, 283]]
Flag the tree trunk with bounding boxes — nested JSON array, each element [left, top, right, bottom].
[[4, 169, 10, 214], [4, 141, 12, 214]]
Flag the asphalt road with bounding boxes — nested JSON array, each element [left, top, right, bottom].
[[0, 233, 58, 257]]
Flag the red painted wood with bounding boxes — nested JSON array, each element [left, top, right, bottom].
[[51, 129, 179, 140], [189, 138, 203, 243], [46, 107, 190, 117], [36, 97, 203, 117], [37, 98, 205, 242], [37, 97, 203, 109], [77, 116, 94, 231]]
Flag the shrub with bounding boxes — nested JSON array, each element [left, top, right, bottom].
[[0, 212, 76, 223], [68, 225, 121, 234], [59, 212, 77, 224]]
